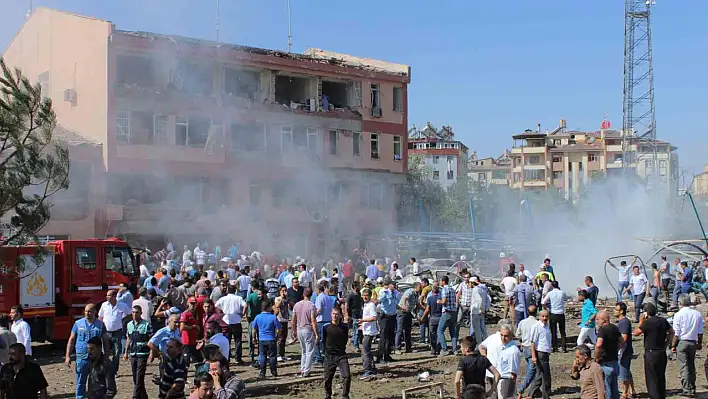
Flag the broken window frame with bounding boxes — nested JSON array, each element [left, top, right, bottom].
[[281, 125, 293, 154], [229, 122, 267, 153], [117, 55, 160, 88], [153, 114, 168, 145], [175, 116, 213, 147], [393, 86, 403, 112], [370, 83, 380, 109], [223, 66, 260, 101], [116, 111, 131, 144], [433, 171, 440, 180], [348, 81, 362, 107], [275, 74, 310, 106], [329, 129, 339, 156], [321, 79, 349, 110], [370, 133, 379, 160], [393, 135, 402, 161], [352, 132, 362, 157], [447, 170, 455, 180], [307, 127, 319, 154]]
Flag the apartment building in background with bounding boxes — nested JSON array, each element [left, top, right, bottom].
[[510, 121, 679, 199], [468, 150, 512, 187], [2, 7, 411, 256], [692, 165, 708, 202], [408, 123, 468, 190]]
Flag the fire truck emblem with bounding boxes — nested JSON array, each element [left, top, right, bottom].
[[26, 273, 48, 297]]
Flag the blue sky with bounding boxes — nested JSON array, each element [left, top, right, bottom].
[[2, 0, 707, 177]]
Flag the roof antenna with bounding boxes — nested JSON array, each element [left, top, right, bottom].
[[215, 0, 220, 41], [25, 0, 33, 19], [287, 0, 293, 52]]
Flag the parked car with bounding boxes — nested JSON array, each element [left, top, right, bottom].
[[397, 268, 463, 291]]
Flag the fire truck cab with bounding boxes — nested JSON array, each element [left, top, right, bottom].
[[0, 237, 138, 342]]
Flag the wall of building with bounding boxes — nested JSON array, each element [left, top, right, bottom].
[[2, 9, 111, 158]]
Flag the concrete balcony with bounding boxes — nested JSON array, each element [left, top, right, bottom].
[[606, 145, 622, 152], [512, 146, 547, 154], [116, 143, 226, 164], [523, 180, 548, 187], [523, 164, 546, 170]]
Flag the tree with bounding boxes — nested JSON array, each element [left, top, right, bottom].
[[397, 154, 446, 231], [0, 58, 70, 247]]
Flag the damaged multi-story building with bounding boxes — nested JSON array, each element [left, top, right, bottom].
[[468, 150, 513, 187], [2, 8, 411, 256]]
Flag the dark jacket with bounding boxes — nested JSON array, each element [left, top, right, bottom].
[[87, 355, 117, 399]]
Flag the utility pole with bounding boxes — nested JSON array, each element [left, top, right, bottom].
[[216, 0, 220, 41], [622, 0, 658, 192], [287, 0, 293, 52]]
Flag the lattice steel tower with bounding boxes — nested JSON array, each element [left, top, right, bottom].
[[622, 0, 658, 190]]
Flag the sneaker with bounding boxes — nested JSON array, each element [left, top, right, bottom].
[[283, 356, 292, 361], [277, 356, 284, 362], [301, 371, 310, 378], [360, 371, 373, 380], [258, 373, 266, 379]]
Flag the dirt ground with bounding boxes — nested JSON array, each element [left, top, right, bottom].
[[37, 314, 708, 399]]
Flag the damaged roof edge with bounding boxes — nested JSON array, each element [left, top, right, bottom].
[[113, 30, 410, 78], [52, 125, 102, 147]]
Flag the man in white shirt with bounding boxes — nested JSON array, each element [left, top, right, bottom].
[[500, 270, 517, 322], [10, 306, 31, 356], [236, 270, 252, 299], [133, 287, 153, 322], [98, 290, 131, 373], [470, 277, 489, 344], [298, 264, 312, 291], [541, 281, 570, 353], [359, 288, 378, 379], [456, 273, 473, 339], [204, 319, 230, 360], [496, 324, 521, 399], [527, 310, 552, 399], [479, 325, 504, 396], [671, 295, 704, 396], [609, 260, 633, 302], [516, 305, 538, 397], [518, 264, 534, 284], [216, 284, 247, 363], [623, 265, 649, 322], [409, 257, 419, 275]]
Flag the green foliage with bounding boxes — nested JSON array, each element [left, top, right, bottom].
[[0, 58, 70, 248]]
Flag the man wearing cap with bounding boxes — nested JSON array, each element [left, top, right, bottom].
[[180, 297, 200, 366], [98, 290, 131, 374]]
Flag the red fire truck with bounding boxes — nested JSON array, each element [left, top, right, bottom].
[[0, 238, 139, 342]]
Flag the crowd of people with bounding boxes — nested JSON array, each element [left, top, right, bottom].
[[3, 240, 708, 399]]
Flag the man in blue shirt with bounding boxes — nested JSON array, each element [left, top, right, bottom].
[[377, 278, 398, 364], [252, 300, 281, 378], [148, 314, 182, 386], [365, 260, 378, 281], [64, 304, 109, 399], [314, 284, 334, 365], [577, 289, 598, 348]]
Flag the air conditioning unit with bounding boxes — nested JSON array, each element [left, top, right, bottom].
[[63, 88, 77, 103], [371, 107, 382, 117]]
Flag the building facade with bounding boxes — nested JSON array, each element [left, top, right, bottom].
[[408, 123, 468, 190], [509, 121, 679, 199], [468, 150, 512, 187], [2, 8, 411, 257], [692, 165, 708, 201]]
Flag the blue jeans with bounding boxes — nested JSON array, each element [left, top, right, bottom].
[[470, 313, 487, 344], [314, 321, 330, 363], [519, 347, 536, 394], [618, 281, 632, 301], [600, 361, 620, 399], [351, 319, 360, 349], [258, 340, 277, 376], [248, 322, 258, 361], [75, 356, 91, 398], [437, 311, 457, 353], [419, 310, 428, 343]]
